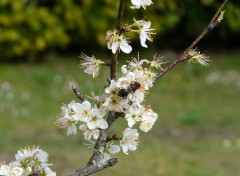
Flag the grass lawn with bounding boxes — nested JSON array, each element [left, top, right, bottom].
[[0, 50, 240, 176]]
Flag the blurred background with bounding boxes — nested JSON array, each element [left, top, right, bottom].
[[1, 0, 240, 175]]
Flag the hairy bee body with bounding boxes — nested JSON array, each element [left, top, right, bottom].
[[117, 81, 141, 97]]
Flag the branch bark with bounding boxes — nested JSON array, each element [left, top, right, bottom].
[[154, 0, 229, 81], [68, 158, 118, 176], [67, 112, 120, 176]]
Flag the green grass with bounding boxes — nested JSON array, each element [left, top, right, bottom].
[[1, 50, 240, 176]]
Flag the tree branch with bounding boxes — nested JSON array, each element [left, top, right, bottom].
[[67, 112, 120, 176], [68, 158, 118, 176], [72, 86, 86, 102], [154, 0, 229, 81], [110, 0, 125, 80]]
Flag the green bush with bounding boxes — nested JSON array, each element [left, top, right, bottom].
[[0, 0, 239, 61]]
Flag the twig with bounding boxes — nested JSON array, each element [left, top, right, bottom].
[[67, 112, 120, 176], [68, 158, 118, 176], [154, 0, 229, 81], [72, 85, 86, 102]]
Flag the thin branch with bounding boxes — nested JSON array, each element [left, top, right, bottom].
[[68, 158, 118, 176], [110, 0, 125, 80], [72, 85, 86, 102], [68, 112, 120, 176], [154, 0, 229, 81]]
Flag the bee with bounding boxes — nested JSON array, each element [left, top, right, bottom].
[[117, 81, 141, 97]]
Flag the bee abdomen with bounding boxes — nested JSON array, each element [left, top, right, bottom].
[[117, 88, 130, 97]]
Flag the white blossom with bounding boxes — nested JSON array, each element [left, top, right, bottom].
[[117, 72, 136, 90], [103, 80, 129, 112], [140, 120, 154, 132], [25, 167, 32, 176], [108, 145, 121, 155], [56, 101, 78, 135], [106, 30, 132, 54], [44, 167, 56, 176], [14, 147, 52, 168], [103, 95, 129, 112], [140, 109, 158, 132], [72, 100, 92, 122], [11, 147, 55, 176], [79, 124, 100, 141], [60, 100, 76, 116], [56, 113, 78, 136], [120, 128, 139, 155], [128, 89, 145, 106], [86, 108, 108, 129], [150, 55, 168, 70], [79, 53, 104, 78], [0, 164, 23, 176], [142, 109, 158, 121], [188, 48, 210, 66], [121, 65, 128, 74], [127, 55, 148, 70], [142, 69, 156, 88], [134, 68, 156, 90], [125, 105, 145, 127], [130, 0, 153, 9], [88, 91, 106, 106], [105, 80, 119, 96], [133, 19, 155, 48]]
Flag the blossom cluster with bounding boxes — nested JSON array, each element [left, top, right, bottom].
[[56, 100, 108, 139], [59, 0, 213, 168], [106, 18, 155, 54], [103, 56, 161, 133], [60, 0, 162, 159], [0, 146, 55, 176], [106, 0, 155, 55], [57, 54, 166, 158]]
